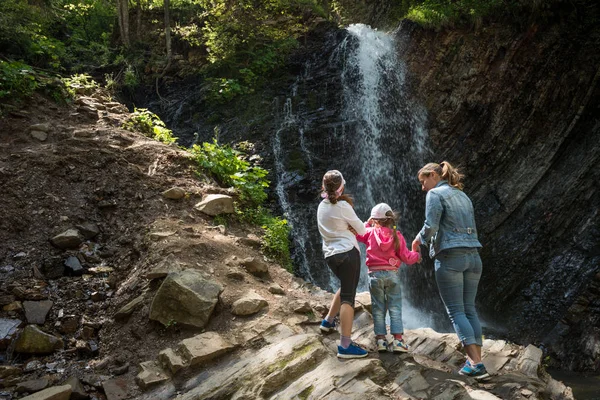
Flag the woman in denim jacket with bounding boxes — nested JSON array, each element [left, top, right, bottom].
[[411, 161, 489, 380]]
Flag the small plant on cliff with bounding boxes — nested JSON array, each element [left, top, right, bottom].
[[190, 139, 269, 206], [122, 108, 177, 145]]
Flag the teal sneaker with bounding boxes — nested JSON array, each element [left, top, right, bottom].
[[459, 361, 490, 380], [337, 342, 368, 359], [319, 319, 337, 333]]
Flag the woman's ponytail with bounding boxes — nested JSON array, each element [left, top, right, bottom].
[[440, 161, 464, 190]]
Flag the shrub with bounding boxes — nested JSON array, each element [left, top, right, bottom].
[[237, 206, 292, 272], [122, 108, 178, 145], [190, 139, 269, 206], [62, 73, 99, 98], [0, 61, 38, 100]]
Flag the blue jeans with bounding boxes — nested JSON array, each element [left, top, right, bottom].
[[435, 247, 483, 346], [368, 269, 403, 335]]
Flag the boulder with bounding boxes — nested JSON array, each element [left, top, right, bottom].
[[19, 384, 71, 400], [50, 229, 82, 249], [14, 325, 64, 354], [23, 300, 53, 325], [149, 270, 223, 328], [194, 194, 234, 216], [231, 291, 268, 316], [240, 257, 269, 276], [177, 332, 234, 367], [162, 187, 186, 200]]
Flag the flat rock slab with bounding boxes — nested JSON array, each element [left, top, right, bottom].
[[19, 384, 71, 400], [102, 378, 129, 400], [178, 334, 327, 400], [23, 300, 53, 324], [178, 331, 234, 367], [136, 361, 170, 389]]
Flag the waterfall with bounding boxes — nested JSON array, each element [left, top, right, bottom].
[[272, 24, 443, 329]]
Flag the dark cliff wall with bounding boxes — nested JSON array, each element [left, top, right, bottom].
[[399, 18, 600, 370]]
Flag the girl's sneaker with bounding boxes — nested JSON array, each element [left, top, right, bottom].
[[319, 319, 337, 333], [376, 338, 389, 352], [337, 342, 368, 359], [459, 362, 490, 380], [391, 338, 409, 353]]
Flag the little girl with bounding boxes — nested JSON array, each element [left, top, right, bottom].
[[356, 203, 421, 353]]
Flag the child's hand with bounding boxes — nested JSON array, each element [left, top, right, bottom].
[[411, 237, 421, 252]]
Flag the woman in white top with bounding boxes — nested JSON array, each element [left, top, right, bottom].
[[317, 170, 369, 359]]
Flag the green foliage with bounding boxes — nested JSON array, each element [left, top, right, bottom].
[[190, 139, 269, 206], [237, 206, 292, 272], [197, 0, 311, 102], [404, 0, 505, 28], [62, 73, 99, 97], [0, 0, 65, 69], [262, 215, 292, 272], [0, 61, 39, 100], [123, 108, 178, 144]]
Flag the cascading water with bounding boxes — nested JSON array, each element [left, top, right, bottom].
[[272, 24, 446, 329]]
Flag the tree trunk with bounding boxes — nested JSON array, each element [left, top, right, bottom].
[[164, 0, 172, 66], [116, 0, 130, 47], [136, 0, 142, 41]]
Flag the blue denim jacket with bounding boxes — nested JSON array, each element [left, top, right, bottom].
[[418, 180, 482, 258]]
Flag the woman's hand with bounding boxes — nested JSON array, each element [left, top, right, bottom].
[[411, 237, 421, 253], [348, 225, 357, 235]]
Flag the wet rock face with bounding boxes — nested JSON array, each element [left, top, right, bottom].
[[399, 19, 600, 370]]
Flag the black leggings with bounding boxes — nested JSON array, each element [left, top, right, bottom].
[[326, 247, 361, 306]]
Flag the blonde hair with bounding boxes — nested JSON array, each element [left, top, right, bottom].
[[373, 210, 400, 251], [321, 170, 354, 207], [418, 161, 464, 190]]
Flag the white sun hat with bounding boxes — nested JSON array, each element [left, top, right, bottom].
[[370, 203, 392, 219]]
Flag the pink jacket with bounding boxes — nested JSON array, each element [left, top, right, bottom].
[[356, 222, 420, 272]]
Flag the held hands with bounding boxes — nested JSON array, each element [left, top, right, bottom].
[[348, 225, 357, 235], [411, 237, 421, 253]]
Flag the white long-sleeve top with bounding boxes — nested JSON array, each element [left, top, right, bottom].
[[317, 199, 367, 258]]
